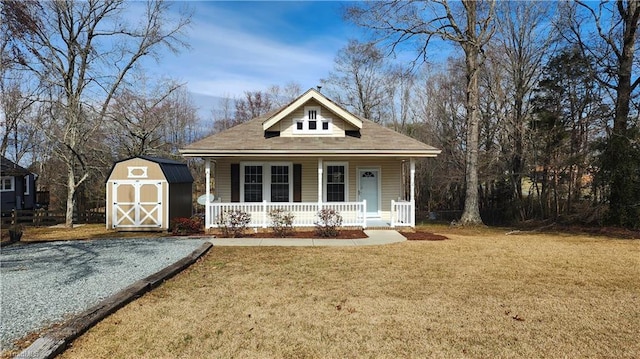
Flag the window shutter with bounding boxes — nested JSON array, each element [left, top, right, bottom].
[[231, 163, 240, 202], [293, 164, 302, 202]]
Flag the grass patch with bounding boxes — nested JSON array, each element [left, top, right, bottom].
[[34, 229, 640, 357], [2, 224, 171, 243]]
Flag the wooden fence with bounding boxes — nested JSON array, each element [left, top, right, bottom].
[[1, 209, 106, 227]]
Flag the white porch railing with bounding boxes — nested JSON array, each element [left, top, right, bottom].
[[206, 201, 367, 229], [391, 200, 414, 227]]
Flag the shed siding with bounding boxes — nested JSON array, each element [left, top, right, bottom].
[[108, 158, 165, 181], [106, 157, 193, 231]]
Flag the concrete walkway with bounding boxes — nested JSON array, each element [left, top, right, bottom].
[[209, 230, 406, 247]]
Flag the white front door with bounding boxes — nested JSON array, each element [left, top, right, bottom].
[[359, 169, 379, 217]]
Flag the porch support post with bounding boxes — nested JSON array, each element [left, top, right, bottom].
[[410, 158, 416, 227], [205, 158, 211, 229], [317, 158, 323, 205]]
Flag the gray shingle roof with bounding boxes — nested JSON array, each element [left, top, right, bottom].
[[181, 99, 440, 158], [182, 116, 439, 157]]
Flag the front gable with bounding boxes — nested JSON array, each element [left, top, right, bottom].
[[262, 89, 362, 138]]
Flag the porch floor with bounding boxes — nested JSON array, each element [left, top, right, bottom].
[[208, 230, 406, 247]]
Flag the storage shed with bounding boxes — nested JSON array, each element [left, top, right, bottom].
[[106, 156, 194, 231]]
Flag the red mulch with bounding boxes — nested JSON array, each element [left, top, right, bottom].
[[215, 229, 369, 239], [399, 231, 449, 241], [209, 229, 451, 241]]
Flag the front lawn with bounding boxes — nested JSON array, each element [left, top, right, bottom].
[[58, 227, 639, 358], [1, 224, 172, 243]]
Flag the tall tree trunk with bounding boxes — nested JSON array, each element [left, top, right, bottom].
[[606, 1, 639, 226], [65, 165, 76, 228], [459, 2, 483, 225]]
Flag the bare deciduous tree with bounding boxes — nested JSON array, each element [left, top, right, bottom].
[[108, 76, 183, 157], [4, 0, 191, 227], [482, 1, 557, 220], [234, 91, 274, 123], [321, 40, 389, 123], [347, 0, 496, 225], [563, 0, 640, 227]]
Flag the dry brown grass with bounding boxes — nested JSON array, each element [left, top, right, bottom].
[[55, 227, 640, 358], [4, 224, 171, 242]]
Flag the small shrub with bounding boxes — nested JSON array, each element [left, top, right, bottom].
[[268, 208, 295, 237], [217, 210, 251, 238], [171, 216, 203, 235], [315, 208, 343, 238]]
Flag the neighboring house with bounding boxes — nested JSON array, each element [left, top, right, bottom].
[[180, 89, 440, 228], [1, 156, 37, 212]]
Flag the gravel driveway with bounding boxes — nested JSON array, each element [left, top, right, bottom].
[[0, 237, 206, 350]]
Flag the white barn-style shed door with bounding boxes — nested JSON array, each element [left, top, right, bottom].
[[112, 180, 163, 228]]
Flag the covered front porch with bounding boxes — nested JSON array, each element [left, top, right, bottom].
[[201, 157, 416, 229]]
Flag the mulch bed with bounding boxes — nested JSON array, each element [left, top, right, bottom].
[[213, 229, 369, 239], [399, 231, 449, 241], [207, 229, 450, 241]]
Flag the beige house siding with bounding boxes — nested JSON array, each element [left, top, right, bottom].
[[214, 158, 232, 202], [352, 159, 402, 213], [212, 157, 403, 220], [275, 99, 358, 138]]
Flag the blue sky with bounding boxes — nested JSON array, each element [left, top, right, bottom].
[[158, 1, 361, 100]]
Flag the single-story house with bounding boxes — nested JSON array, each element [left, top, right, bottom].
[[179, 88, 440, 228], [1, 156, 37, 212]]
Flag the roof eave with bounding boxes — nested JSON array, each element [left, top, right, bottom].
[[179, 149, 441, 158]]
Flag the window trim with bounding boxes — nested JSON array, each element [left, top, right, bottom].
[[24, 175, 30, 195], [270, 164, 291, 202], [323, 162, 349, 202], [241, 163, 264, 202], [240, 162, 293, 203], [293, 106, 333, 134], [1, 176, 15, 192]]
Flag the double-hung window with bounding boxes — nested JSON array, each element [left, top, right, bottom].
[[242, 163, 292, 202], [1, 177, 14, 192], [243, 165, 263, 202], [270, 165, 289, 202], [326, 165, 346, 202]]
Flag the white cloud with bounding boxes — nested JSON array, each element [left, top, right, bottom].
[[158, 2, 346, 98]]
